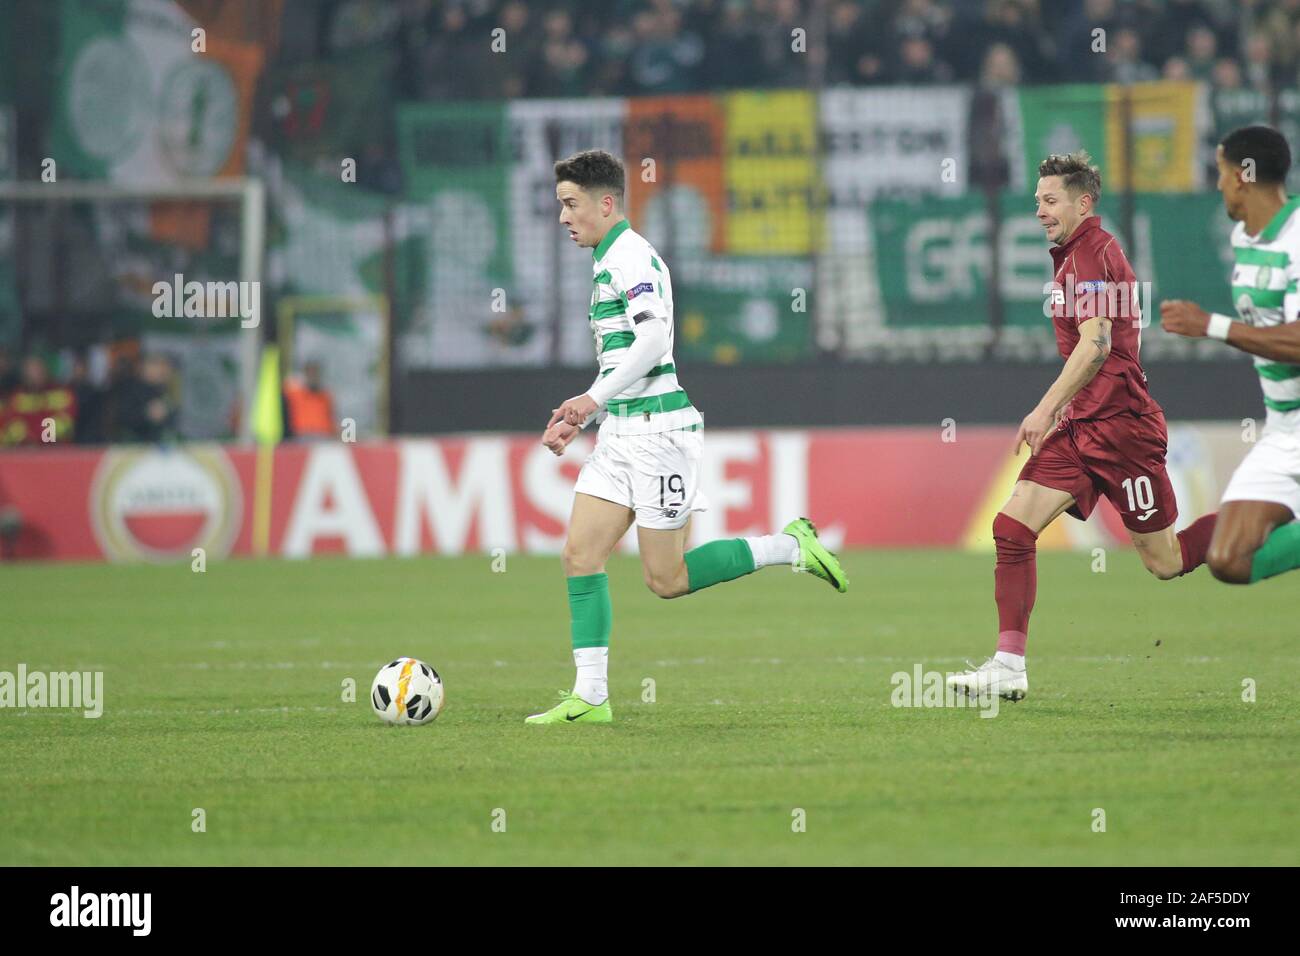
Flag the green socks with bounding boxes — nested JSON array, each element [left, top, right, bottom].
[[684, 539, 757, 593], [1249, 521, 1300, 583], [566, 541, 757, 636], [567, 573, 611, 649], [565, 541, 758, 649]]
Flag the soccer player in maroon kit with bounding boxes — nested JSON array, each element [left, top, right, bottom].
[[949, 151, 1218, 701]]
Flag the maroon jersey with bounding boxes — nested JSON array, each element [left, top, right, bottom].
[[1048, 215, 1161, 421]]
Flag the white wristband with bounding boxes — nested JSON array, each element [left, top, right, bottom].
[[1207, 313, 1234, 341]]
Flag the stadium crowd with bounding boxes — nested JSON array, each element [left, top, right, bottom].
[[0, 348, 181, 446], [0, 348, 340, 447], [403, 0, 1300, 97]]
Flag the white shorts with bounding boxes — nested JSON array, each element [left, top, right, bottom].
[[573, 428, 709, 530], [1221, 426, 1300, 517]]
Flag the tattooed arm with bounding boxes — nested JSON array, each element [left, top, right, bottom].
[[1016, 317, 1113, 456]]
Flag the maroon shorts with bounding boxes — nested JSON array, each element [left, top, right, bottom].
[[1017, 411, 1178, 533]]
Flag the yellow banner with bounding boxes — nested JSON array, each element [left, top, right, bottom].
[[723, 91, 821, 254], [1105, 81, 1198, 192]]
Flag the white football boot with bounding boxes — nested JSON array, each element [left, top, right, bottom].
[[946, 657, 1028, 701]]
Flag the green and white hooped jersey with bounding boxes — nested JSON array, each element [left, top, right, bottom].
[[589, 219, 702, 436], [1230, 195, 1300, 429]]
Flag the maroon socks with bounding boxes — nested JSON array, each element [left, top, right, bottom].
[[993, 512, 1038, 655], [1177, 513, 1217, 575]]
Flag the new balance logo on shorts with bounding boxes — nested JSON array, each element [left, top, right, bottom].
[[660, 508, 679, 518]]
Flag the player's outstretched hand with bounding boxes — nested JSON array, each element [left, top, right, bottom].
[[1016, 406, 1055, 457], [1159, 299, 1209, 338], [541, 419, 579, 456]]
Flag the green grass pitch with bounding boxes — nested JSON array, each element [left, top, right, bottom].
[[2, 550, 1297, 866]]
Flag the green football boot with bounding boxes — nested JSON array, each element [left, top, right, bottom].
[[784, 517, 848, 593], [524, 690, 613, 725]]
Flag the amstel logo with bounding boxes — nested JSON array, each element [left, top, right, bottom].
[[91, 446, 242, 562]]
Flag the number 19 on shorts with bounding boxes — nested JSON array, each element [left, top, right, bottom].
[[659, 474, 684, 508]]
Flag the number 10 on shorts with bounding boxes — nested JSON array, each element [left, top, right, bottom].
[[1121, 475, 1155, 513]]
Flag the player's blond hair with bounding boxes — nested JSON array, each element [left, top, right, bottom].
[[1038, 151, 1101, 202]]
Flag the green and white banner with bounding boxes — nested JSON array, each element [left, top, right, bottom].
[[865, 191, 1234, 353], [50, 0, 263, 183], [1012, 82, 1200, 192], [1210, 88, 1300, 192], [509, 98, 625, 366], [396, 102, 519, 368], [274, 89, 1232, 369], [1013, 85, 1108, 190], [267, 158, 397, 302], [674, 257, 813, 363]]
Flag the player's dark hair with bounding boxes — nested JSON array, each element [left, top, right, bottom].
[[1037, 150, 1102, 202], [554, 149, 625, 203], [1220, 125, 1292, 185]]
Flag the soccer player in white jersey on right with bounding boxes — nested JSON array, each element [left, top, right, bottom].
[[525, 149, 847, 726], [1161, 125, 1300, 584]]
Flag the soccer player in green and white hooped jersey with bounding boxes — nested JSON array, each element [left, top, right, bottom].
[[1161, 125, 1300, 584], [525, 149, 847, 725]]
